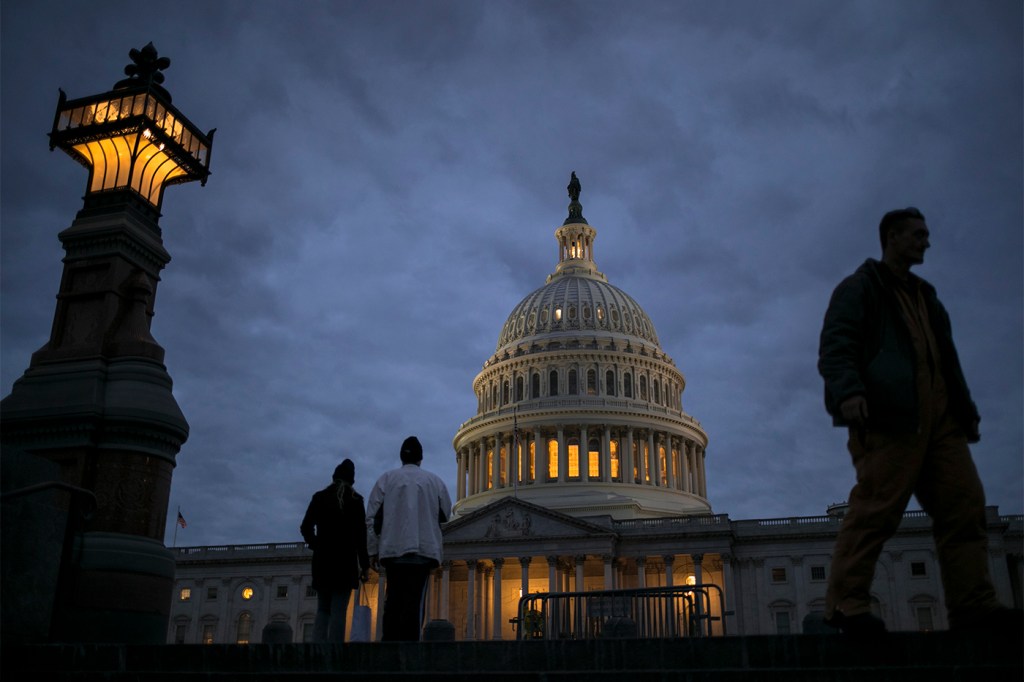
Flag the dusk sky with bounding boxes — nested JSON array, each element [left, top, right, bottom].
[[2, 1, 1021, 548]]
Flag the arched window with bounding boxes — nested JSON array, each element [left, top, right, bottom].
[[640, 375, 648, 401], [586, 369, 597, 395], [624, 372, 633, 398], [568, 369, 578, 395], [531, 372, 541, 399], [502, 380, 510, 405], [609, 438, 620, 480], [236, 612, 253, 644], [605, 370, 616, 396], [491, 385, 498, 410], [516, 376, 524, 402], [567, 437, 580, 478], [547, 438, 559, 478], [654, 379, 661, 404], [549, 370, 559, 397]]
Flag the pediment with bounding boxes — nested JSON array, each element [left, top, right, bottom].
[[443, 496, 615, 544]]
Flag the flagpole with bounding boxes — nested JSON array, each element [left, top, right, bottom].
[[173, 505, 180, 548]]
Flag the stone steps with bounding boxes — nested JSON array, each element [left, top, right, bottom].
[[4, 632, 1021, 681]]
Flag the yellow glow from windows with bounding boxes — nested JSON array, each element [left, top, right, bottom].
[[528, 441, 535, 481], [241, 587, 254, 600], [499, 447, 506, 486], [568, 443, 580, 478], [686, 575, 696, 586], [554, 307, 562, 321], [547, 440, 558, 478], [588, 446, 600, 478], [487, 449, 493, 489], [179, 587, 191, 601], [610, 440, 620, 479], [659, 446, 668, 486]]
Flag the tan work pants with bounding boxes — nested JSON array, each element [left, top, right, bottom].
[[826, 411, 999, 627]]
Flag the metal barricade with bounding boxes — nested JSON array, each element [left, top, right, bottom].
[[516, 584, 727, 640]]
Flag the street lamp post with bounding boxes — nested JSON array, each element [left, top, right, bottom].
[[1, 44, 214, 644]]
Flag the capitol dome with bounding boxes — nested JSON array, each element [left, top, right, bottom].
[[452, 173, 710, 520]]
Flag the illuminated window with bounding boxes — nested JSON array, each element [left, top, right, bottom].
[[643, 443, 651, 483], [236, 613, 252, 644], [633, 441, 641, 483], [672, 446, 680, 484], [180, 587, 191, 601], [549, 370, 559, 396], [597, 306, 605, 322], [499, 446, 506, 486], [588, 438, 601, 478], [241, 587, 254, 600], [528, 441, 536, 481], [547, 439, 559, 478], [554, 307, 562, 322], [586, 370, 597, 395], [486, 449, 493, 489], [605, 370, 615, 396], [202, 623, 215, 645], [567, 440, 580, 478], [659, 445, 668, 486]]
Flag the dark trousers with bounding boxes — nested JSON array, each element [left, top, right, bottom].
[[826, 411, 999, 626], [381, 560, 433, 641]]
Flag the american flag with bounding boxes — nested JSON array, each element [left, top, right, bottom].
[[177, 510, 187, 529]]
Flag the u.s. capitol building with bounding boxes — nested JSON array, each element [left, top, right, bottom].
[[168, 177, 1022, 644]]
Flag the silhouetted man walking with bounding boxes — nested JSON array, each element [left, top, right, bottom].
[[818, 207, 1016, 635]]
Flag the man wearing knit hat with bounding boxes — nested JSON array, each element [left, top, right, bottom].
[[365, 436, 453, 641]]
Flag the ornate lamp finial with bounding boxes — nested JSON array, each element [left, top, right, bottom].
[[115, 42, 172, 97], [564, 171, 586, 225]]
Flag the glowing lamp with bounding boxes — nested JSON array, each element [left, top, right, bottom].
[[48, 43, 214, 213]]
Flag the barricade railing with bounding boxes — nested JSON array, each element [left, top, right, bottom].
[[515, 584, 727, 640]]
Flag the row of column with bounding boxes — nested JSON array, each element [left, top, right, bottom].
[[425, 552, 719, 640], [456, 427, 706, 500]]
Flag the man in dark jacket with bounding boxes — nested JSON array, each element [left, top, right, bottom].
[[301, 459, 370, 643], [818, 207, 1011, 634]]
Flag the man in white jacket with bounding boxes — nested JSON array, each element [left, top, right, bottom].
[[365, 436, 453, 641]]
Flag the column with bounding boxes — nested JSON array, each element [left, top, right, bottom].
[[624, 428, 634, 484], [603, 555, 615, 590], [663, 555, 675, 587], [698, 446, 707, 497], [636, 556, 647, 588], [440, 561, 451, 621], [534, 428, 546, 483], [457, 449, 466, 499], [683, 440, 693, 493], [547, 556, 559, 593], [574, 555, 586, 592], [478, 438, 487, 494], [465, 560, 477, 640], [492, 558, 504, 639], [666, 438, 677, 490], [519, 556, 531, 598], [636, 431, 646, 484], [580, 425, 589, 482], [602, 425, 612, 482], [791, 556, 805, 628], [648, 430, 657, 486], [494, 433, 504, 488], [692, 554, 705, 635], [557, 425, 567, 483], [720, 553, 736, 635]]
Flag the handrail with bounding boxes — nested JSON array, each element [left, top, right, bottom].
[[1, 480, 97, 516], [516, 584, 728, 640]]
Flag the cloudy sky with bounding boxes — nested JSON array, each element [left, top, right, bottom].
[[2, 1, 1021, 547]]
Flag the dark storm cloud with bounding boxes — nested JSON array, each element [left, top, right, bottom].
[[2, 1, 1020, 545]]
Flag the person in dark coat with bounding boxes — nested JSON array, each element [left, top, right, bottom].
[[301, 459, 370, 643], [818, 207, 1017, 635]]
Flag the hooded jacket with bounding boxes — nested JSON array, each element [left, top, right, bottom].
[[818, 259, 979, 437]]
